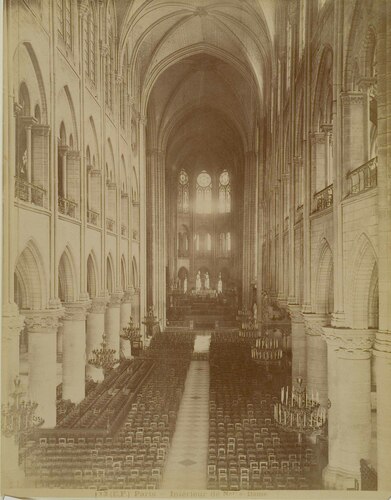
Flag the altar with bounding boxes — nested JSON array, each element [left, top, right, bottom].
[[190, 289, 218, 299]]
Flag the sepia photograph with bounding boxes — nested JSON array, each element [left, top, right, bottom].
[[1, 0, 390, 498]]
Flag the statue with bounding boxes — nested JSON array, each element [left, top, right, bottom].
[[205, 272, 210, 290], [196, 271, 201, 292], [217, 273, 223, 294], [253, 302, 257, 321], [20, 149, 27, 175], [183, 276, 188, 293]]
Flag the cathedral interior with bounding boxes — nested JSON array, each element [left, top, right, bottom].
[[2, 0, 391, 494]]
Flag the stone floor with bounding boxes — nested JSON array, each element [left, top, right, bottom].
[[161, 360, 209, 490]]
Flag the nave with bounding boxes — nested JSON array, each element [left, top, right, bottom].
[[21, 331, 323, 492]]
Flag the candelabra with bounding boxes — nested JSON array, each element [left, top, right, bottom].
[[251, 335, 285, 367], [142, 306, 159, 338], [88, 333, 119, 378], [121, 316, 141, 344], [239, 317, 259, 339], [273, 376, 327, 444], [1, 377, 44, 443]]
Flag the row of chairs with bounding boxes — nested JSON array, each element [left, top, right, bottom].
[[58, 359, 150, 429], [208, 337, 320, 491], [24, 336, 195, 490]]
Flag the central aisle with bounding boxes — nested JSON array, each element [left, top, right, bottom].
[[161, 359, 209, 490]]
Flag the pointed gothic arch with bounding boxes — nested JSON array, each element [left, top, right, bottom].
[[58, 246, 78, 303], [87, 252, 99, 299], [350, 234, 378, 329], [106, 254, 115, 294], [314, 239, 334, 315], [14, 240, 47, 310]]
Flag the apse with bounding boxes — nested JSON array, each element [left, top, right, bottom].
[[145, 51, 260, 325]]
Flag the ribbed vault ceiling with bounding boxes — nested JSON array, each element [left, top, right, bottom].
[[117, 0, 275, 173]]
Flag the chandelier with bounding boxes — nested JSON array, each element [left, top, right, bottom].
[[121, 316, 141, 343], [1, 377, 44, 443], [88, 333, 119, 378], [142, 306, 159, 338], [273, 376, 327, 443]]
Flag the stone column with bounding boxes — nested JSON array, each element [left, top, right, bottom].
[[62, 302, 89, 403], [138, 116, 147, 339], [321, 124, 333, 186], [242, 151, 257, 307], [120, 290, 133, 358], [86, 297, 107, 381], [288, 158, 300, 304], [25, 124, 32, 201], [2, 311, 25, 399], [322, 336, 339, 488], [288, 305, 306, 382], [132, 287, 141, 326], [105, 292, 123, 355], [57, 324, 63, 362], [373, 332, 391, 490], [147, 148, 166, 328], [303, 314, 328, 407], [58, 146, 68, 199], [322, 328, 374, 489], [24, 310, 63, 428]]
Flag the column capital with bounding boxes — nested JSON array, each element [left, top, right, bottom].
[[320, 123, 333, 134], [340, 91, 366, 106], [24, 309, 64, 333], [19, 116, 38, 129], [373, 331, 391, 359], [356, 76, 376, 93], [64, 301, 91, 321], [89, 296, 108, 314], [122, 290, 133, 303], [310, 131, 326, 144], [108, 292, 123, 307], [32, 124, 51, 136], [322, 328, 375, 359], [287, 304, 303, 323], [303, 313, 329, 337], [67, 150, 81, 161], [58, 144, 69, 156], [90, 168, 101, 178], [2, 312, 25, 340]]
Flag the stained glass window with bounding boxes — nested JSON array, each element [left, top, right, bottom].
[[178, 169, 189, 213], [196, 171, 212, 213], [219, 170, 231, 213], [58, 0, 72, 49], [85, 2, 96, 83]]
